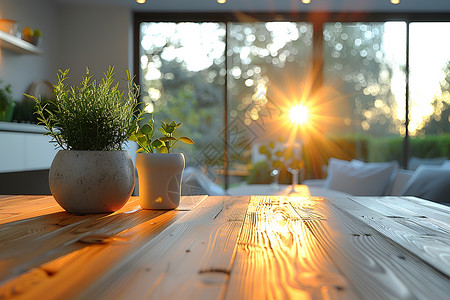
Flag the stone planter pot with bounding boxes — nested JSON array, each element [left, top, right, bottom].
[[136, 153, 185, 209], [49, 150, 135, 213]]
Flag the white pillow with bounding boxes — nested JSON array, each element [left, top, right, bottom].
[[408, 156, 447, 171], [400, 165, 450, 204], [181, 167, 225, 196], [387, 169, 414, 196], [324, 158, 398, 196], [441, 160, 450, 169]]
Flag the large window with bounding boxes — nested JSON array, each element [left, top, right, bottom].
[[408, 22, 450, 169], [135, 13, 450, 188], [227, 22, 313, 181], [321, 22, 406, 172], [139, 22, 226, 183]]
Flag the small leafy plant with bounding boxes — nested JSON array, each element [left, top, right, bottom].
[[129, 113, 194, 153], [0, 81, 15, 122], [26, 67, 141, 151]]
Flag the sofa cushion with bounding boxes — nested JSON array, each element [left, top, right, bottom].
[[181, 167, 226, 196], [308, 186, 352, 198], [442, 160, 450, 169], [400, 165, 450, 204], [324, 158, 398, 196], [408, 156, 447, 171], [302, 179, 326, 188], [387, 169, 414, 196]]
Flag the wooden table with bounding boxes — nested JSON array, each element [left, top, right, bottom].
[[0, 192, 449, 299]]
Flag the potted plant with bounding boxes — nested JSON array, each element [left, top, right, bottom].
[[129, 113, 194, 209], [0, 81, 15, 122], [26, 67, 141, 213]]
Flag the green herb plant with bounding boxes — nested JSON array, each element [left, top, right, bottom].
[[0, 81, 15, 122], [129, 113, 194, 153], [26, 67, 141, 151]]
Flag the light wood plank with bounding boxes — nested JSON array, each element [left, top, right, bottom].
[[0, 210, 186, 299], [226, 196, 358, 300], [358, 197, 450, 236], [0, 195, 240, 299], [331, 196, 450, 277], [0, 196, 64, 225], [401, 196, 450, 214], [0, 196, 206, 289], [0, 195, 41, 203], [72, 195, 250, 300], [353, 196, 450, 233], [291, 196, 450, 300]]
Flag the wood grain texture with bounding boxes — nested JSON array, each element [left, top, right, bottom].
[[226, 196, 357, 300], [0, 195, 207, 299], [1, 194, 449, 300], [294, 196, 450, 300], [339, 196, 450, 277], [69, 195, 250, 300], [0, 196, 62, 224]]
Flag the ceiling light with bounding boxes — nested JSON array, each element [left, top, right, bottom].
[[136, 0, 145, 4], [217, 0, 226, 3], [302, 0, 311, 4], [391, 0, 400, 4]]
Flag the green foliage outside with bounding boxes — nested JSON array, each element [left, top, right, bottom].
[[410, 135, 450, 158], [367, 136, 403, 162], [367, 135, 449, 162], [27, 67, 141, 151]]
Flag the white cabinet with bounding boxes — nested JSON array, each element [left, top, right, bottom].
[[0, 122, 56, 172], [0, 122, 139, 173]]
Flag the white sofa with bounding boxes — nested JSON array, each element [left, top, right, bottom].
[[303, 158, 450, 205]]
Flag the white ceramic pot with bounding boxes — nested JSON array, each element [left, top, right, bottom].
[[49, 150, 135, 213], [136, 153, 185, 209]]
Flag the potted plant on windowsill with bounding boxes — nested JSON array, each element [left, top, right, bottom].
[[26, 67, 141, 213], [129, 113, 194, 209]]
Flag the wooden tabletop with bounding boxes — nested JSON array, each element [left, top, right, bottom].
[[0, 192, 449, 299]]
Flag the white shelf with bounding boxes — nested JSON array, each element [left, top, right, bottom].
[[0, 30, 42, 55]]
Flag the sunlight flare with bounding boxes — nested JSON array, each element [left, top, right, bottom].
[[289, 105, 309, 125]]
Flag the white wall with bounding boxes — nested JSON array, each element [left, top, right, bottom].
[[0, 1, 132, 100], [0, 0, 60, 100], [56, 4, 132, 88]]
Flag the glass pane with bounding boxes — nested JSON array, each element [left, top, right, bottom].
[[139, 22, 226, 188], [322, 22, 407, 175], [228, 22, 313, 185], [409, 22, 450, 170]]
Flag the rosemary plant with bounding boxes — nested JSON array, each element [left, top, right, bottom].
[[27, 67, 141, 151]]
